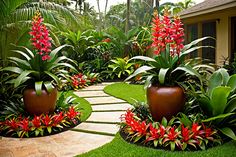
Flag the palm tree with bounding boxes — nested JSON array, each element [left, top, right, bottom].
[[0, 0, 80, 66], [105, 0, 109, 16], [125, 0, 131, 33]]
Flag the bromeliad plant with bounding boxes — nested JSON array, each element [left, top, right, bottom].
[[126, 14, 212, 86], [1, 11, 77, 95], [121, 109, 221, 151], [0, 106, 80, 138]]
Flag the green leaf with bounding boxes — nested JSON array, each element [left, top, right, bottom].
[[44, 71, 59, 85], [8, 57, 31, 69], [161, 117, 168, 127], [50, 45, 69, 60], [183, 37, 214, 51], [210, 86, 231, 116], [11, 50, 31, 60], [227, 74, 236, 92], [180, 46, 213, 60], [154, 140, 158, 147], [202, 113, 234, 122], [225, 97, 236, 113], [144, 75, 154, 89], [47, 127, 52, 134], [48, 63, 78, 73], [172, 65, 201, 80], [159, 68, 169, 85], [14, 70, 35, 87], [219, 127, 236, 140], [1, 66, 23, 74], [207, 71, 223, 97], [44, 81, 54, 93], [125, 66, 154, 81], [35, 81, 43, 96], [170, 142, 175, 151], [219, 68, 230, 85], [129, 56, 156, 62]]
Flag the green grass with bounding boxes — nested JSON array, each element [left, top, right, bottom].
[[77, 83, 236, 157], [104, 82, 146, 104]]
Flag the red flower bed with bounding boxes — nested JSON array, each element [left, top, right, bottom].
[[71, 73, 101, 89], [120, 110, 221, 151], [0, 106, 80, 138]]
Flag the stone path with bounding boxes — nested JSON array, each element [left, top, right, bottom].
[[0, 82, 133, 157]]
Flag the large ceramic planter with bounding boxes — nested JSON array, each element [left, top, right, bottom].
[[23, 88, 57, 115], [147, 85, 185, 121]]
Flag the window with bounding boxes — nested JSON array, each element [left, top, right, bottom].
[[186, 24, 198, 58], [202, 21, 216, 63]]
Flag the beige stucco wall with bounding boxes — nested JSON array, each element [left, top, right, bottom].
[[181, 7, 236, 65]]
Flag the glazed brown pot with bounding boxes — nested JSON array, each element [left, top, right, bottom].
[[147, 85, 185, 121], [23, 88, 57, 115]]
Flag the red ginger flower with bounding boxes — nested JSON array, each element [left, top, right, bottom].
[[32, 115, 41, 128], [151, 14, 184, 56], [29, 11, 52, 61], [181, 124, 190, 142]]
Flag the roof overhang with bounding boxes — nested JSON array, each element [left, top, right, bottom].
[[180, 1, 236, 19]]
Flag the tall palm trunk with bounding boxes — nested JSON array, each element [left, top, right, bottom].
[[104, 0, 108, 16], [125, 0, 131, 33]]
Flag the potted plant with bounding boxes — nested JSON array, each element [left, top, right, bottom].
[[126, 14, 212, 121], [1, 11, 77, 115]]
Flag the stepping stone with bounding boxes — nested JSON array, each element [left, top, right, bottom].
[[74, 123, 119, 134], [0, 131, 113, 157], [100, 82, 116, 85], [86, 111, 125, 123], [74, 91, 109, 98], [92, 103, 132, 111], [80, 85, 105, 91], [85, 97, 126, 105]]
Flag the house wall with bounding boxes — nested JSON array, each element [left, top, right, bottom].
[[181, 7, 236, 65]]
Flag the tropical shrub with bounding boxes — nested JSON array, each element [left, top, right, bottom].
[[194, 68, 236, 140], [103, 57, 134, 79]]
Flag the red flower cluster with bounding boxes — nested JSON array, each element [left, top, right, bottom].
[[121, 110, 220, 151], [71, 73, 99, 89], [152, 14, 184, 56], [102, 38, 111, 43], [71, 73, 87, 88], [29, 11, 52, 61], [0, 106, 80, 138]]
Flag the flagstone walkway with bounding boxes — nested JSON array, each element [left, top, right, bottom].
[[0, 82, 132, 157]]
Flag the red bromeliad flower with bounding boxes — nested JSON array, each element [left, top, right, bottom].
[[192, 123, 201, 139], [32, 115, 41, 128], [19, 118, 30, 132], [52, 112, 65, 126], [102, 38, 111, 43], [29, 11, 51, 61], [159, 124, 166, 138], [5, 119, 19, 130], [202, 124, 214, 138], [151, 14, 184, 56], [167, 126, 179, 141], [181, 124, 190, 142], [149, 124, 159, 140], [67, 106, 79, 120], [136, 121, 147, 135], [42, 114, 52, 126]]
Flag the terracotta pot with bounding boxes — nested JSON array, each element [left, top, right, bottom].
[[147, 85, 185, 121], [23, 88, 57, 115]]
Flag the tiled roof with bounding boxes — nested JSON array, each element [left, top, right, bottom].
[[180, 0, 236, 17]]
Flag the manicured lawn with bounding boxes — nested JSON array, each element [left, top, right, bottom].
[[78, 83, 236, 157], [104, 82, 146, 104]]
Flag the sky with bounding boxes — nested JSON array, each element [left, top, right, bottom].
[[85, 0, 205, 12]]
